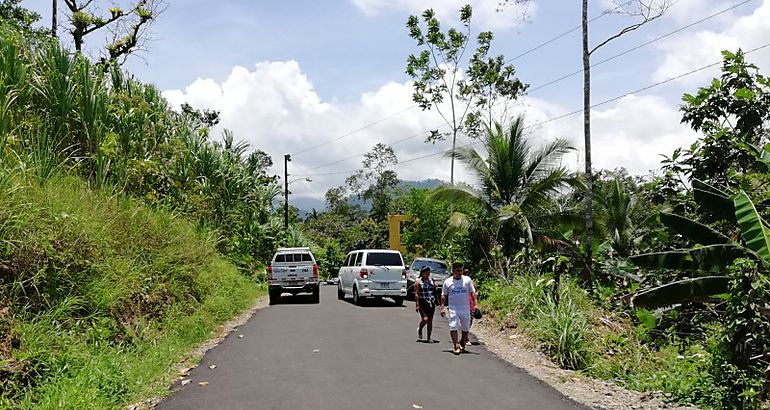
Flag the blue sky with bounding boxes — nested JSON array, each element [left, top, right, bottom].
[[25, 1, 770, 202]]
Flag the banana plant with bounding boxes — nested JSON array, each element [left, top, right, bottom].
[[629, 180, 770, 307]]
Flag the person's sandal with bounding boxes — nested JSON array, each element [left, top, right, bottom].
[[459, 341, 466, 352], [453, 346, 461, 355]]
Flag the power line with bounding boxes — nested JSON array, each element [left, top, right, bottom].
[[289, 0, 635, 160], [303, 42, 770, 176], [302, 1, 751, 174], [505, 0, 634, 63], [291, 104, 419, 157], [296, 1, 762, 181], [526, 0, 755, 95]]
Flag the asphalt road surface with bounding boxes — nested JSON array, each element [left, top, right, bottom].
[[158, 286, 586, 410]]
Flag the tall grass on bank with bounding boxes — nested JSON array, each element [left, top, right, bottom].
[[479, 276, 722, 408], [0, 174, 264, 408]]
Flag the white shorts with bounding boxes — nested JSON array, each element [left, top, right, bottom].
[[447, 308, 471, 331]]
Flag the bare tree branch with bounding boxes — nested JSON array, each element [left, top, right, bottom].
[[590, 0, 673, 55]]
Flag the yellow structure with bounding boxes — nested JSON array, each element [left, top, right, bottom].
[[387, 214, 412, 254]]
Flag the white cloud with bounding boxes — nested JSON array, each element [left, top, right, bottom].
[[516, 94, 697, 175], [350, 0, 536, 31], [163, 60, 698, 203], [653, 0, 770, 86]]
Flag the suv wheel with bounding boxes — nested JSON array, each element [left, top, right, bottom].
[[392, 297, 403, 306], [353, 286, 361, 306], [268, 290, 280, 305], [337, 283, 345, 300]]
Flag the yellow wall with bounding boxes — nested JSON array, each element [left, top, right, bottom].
[[387, 214, 411, 254]]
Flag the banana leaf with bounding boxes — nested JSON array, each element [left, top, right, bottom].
[[693, 179, 735, 222], [660, 212, 732, 245], [734, 190, 770, 266], [631, 276, 730, 308], [630, 244, 745, 273]]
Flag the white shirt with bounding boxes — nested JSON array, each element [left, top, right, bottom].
[[442, 275, 475, 312]]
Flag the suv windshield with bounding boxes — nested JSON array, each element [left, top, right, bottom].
[[413, 260, 447, 272], [366, 252, 403, 266]]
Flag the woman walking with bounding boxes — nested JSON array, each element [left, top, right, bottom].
[[414, 266, 436, 343]]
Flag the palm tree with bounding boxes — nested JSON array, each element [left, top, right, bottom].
[[433, 116, 576, 258], [596, 178, 637, 257]]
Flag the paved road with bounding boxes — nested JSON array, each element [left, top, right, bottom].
[[158, 287, 586, 410]]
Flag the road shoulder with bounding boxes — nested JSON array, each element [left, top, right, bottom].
[[128, 296, 270, 410], [473, 319, 698, 410]]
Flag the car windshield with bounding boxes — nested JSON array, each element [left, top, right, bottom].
[[366, 252, 403, 266], [414, 260, 447, 272]]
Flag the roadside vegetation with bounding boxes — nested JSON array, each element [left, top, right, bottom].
[[301, 7, 770, 410], [0, 8, 276, 407], [2, 2, 770, 409]]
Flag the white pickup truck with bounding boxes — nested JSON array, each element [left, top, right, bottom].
[[267, 247, 320, 305]]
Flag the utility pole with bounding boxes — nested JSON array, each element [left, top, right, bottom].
[[51, 0, 57, 37], [284, 154, 291, 230]]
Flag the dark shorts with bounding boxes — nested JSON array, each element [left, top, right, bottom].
[[419, 300, 435, 318]]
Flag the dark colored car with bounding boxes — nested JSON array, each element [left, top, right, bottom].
[[406, 258, 449, 298]]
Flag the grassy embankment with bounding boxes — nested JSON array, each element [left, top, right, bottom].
[[0, 175, 265, 408], [480, 277, 725, 408]]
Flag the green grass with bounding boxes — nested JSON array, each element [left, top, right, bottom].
[[0, 174, 265, 408], [480, 276, 722, 408]]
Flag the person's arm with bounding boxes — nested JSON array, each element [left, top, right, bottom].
[[470, 279, 478, 309], [440, 282, 448, 316], [414, 281, 421, 311]]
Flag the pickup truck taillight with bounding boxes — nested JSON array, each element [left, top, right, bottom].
[[267, 265, 273, 281], [402, 269, 408, 280], [359, 269, 368, 279], [312, 264, 318, 279]]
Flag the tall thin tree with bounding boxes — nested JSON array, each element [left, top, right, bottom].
[[51, 0, 57, 37], [581, 0, 671, 278]]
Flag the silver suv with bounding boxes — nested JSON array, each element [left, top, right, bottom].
[[336, 249, 408, 306]]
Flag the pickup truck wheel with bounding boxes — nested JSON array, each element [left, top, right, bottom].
[[392, 297, 404, 306], [312, 287, 320, 304], [337, 283, 345, 300], [353, 286, 361, 306], [268, 290, 280, 305]]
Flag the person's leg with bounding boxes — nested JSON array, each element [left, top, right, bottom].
[[426, 316, 433, 341], [459, 314, 471, 350], [448, 309, 460, 353]]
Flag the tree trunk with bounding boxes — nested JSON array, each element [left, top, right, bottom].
[[582, 0, 594, 281], [51, 0, 58, 37]]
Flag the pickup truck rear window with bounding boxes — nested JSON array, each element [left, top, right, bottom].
[[274, 253, 313, 263], [366, 253, 403, 266]]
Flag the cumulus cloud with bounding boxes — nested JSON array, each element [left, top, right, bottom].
[[163, 59, 698, 203], [349, 0, 536, 31], [653, 0, 770, 87]]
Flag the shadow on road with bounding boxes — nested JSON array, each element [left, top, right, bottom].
[[273, 294, 317, 305], [339, 297, 405, 309], [440, 349, 481, 355]]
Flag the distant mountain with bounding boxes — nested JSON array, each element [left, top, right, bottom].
[[292, 196, 326, 214], [398, 179, 444, 190], [292, 179, 446, 215]]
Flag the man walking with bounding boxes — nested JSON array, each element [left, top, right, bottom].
[[440, 262, 477, 355]]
